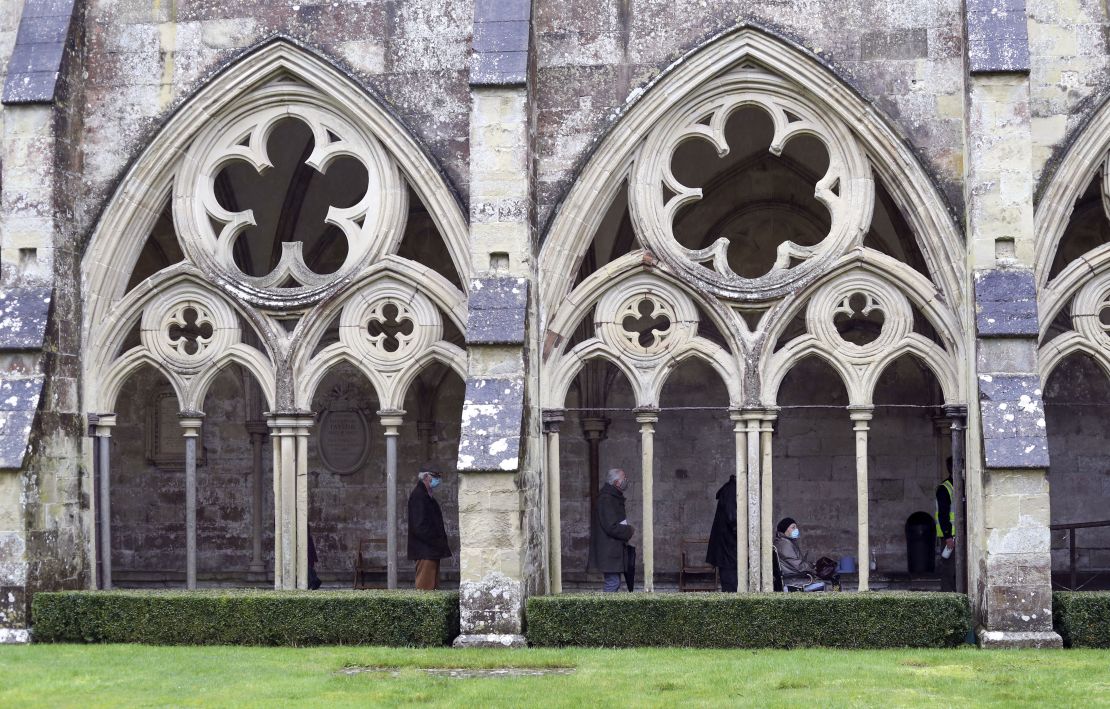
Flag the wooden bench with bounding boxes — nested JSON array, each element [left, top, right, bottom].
[[353, 538, 387, 589], [679, 538, 719, 591]]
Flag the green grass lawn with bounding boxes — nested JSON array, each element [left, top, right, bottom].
[[2, 645, 1109, 708]]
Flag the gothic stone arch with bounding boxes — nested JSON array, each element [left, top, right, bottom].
[[81, 40, 469, 591], [539, 26, 967, 595]]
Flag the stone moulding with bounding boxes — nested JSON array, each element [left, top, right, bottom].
[[538, 26, 965, 320]]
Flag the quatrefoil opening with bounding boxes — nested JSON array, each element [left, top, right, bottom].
[[367, 302, 415, 353], [833, 292, 885, 347], [166, 306, 215, 356], [622, 298, 673, 348], [212, 117, 369, 285]]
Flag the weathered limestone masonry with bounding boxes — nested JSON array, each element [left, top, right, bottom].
[[963, 0, 1060, 648], [453, 0, 539, 648], [0, 0, 86, 643]]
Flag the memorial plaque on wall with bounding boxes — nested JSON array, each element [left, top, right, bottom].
[[146, 388, 205, 469], [317, 383, 372, 475]]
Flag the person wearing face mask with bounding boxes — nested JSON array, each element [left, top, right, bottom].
[[773, 517, 826, 591], [587, 468, 634, 592], [407, 463, 452, 590]]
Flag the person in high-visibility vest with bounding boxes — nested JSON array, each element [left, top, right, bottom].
[[935, 457, 956, 592]]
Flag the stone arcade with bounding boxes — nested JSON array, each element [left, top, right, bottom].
[[1, 0, 1109, 648]]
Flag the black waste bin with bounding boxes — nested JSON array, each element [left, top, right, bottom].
[[905, 511, 935, 575]]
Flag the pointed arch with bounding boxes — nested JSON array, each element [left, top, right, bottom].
[[1035, 93, 1110, 289], [82, 39, 470, 331], [538, 24, 963, 318]]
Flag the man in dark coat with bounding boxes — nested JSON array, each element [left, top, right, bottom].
[[705, 475, 738, 592], [586, 468, 634, 592], [407, 462, 451, 590]]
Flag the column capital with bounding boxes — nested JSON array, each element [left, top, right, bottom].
[[944, 403, 968, 424], [542, 408, 565, 433], [245, 420, 268, 436], [848, 405, 873, 426], [92, 413, 116, 437], [178, 411, 205, 435], [378, 408, 405, 431], [266, 411, 315, 432], [580, 416, 609, 440], [633, 406, 659, 425]]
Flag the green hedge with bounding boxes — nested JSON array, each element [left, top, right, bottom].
[[31, 590, 459, 646], [526, 592, 970, 648], [1053, 592, 1110, 648]]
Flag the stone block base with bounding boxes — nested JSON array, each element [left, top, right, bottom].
[[452, 633, 527, 648], [977, 628, 1062, 648], [0, 627, 30, 644], [459, 572, 524, 636]]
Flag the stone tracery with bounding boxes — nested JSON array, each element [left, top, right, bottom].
[[540, 29, 967, 595], [81, 43, 470, 592]]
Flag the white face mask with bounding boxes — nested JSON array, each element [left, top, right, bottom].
[[789, 528, 800, 539]]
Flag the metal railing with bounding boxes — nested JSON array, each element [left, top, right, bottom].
[[1049, 519, 1110, 590]]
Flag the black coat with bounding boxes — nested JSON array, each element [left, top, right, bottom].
[[407, 482, 451, 560], [587, 483, 633, 573], [705, 476, 737, 569]]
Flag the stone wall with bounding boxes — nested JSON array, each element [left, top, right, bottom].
[[1028, 0, 1110, 186], [1045, 354, 1110, 573]]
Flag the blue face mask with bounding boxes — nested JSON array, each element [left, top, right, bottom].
[[789, 528, 800, 539], [429, 476, 442, 489]]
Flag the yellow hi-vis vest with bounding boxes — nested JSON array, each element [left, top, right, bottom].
[[936, 479, 955, 538]]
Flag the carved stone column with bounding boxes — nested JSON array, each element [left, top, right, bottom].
[[634, 407, 659, 592], [580, 417, 608, 516], [179, 413, 205, 590], [740, 410, 765, 590], [379, 409, 405, 589], [93, 414, 116, 589], [849, 406, 873, 592], [246, 420, 268, 577], [543, 409, 564, 594], [946, 405, 968, 594], [268, 413, 314, 590], [759, 412, 778, 592], [728, 409, 748, 592]]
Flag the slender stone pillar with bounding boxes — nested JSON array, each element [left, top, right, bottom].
[[760, 413, 777, 592], [580, 417, 608, 518], [379, 410, 405, 589], [543, 410, 564, 593], [849, 406, 873, 592], [268, 413, 314, 590], [741, 411, 764, 590], [417, 420, 436, 461], [635, 408, 658, 592], [94, 414, 116, 589], [729, 409, 748, 592], [946, 405, 968, 594], [246, 421, 267, 576], [179, 414, 205, 590]]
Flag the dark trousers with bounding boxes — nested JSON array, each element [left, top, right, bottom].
[[937, 542, 956, 592], [719, 566, 738, 592]]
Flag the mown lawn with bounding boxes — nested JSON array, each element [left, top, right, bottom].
[[2, 644, 1109, 707]]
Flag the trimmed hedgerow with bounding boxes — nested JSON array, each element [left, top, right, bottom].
[[31, 590, 459, 647], [1053, 592, 1110, 648], [526, 592, 970, 648]]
